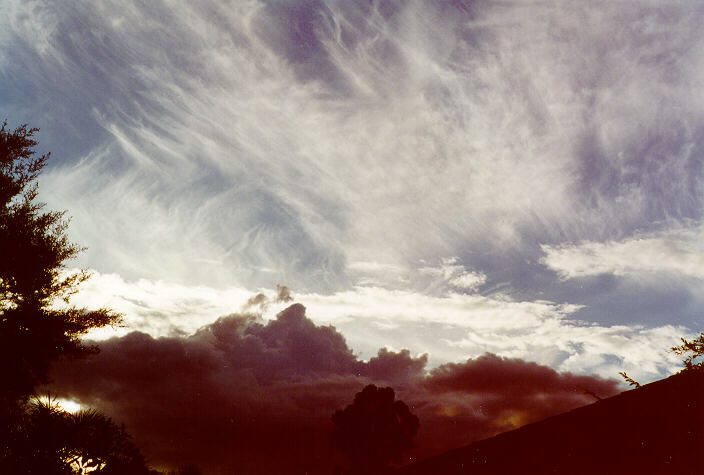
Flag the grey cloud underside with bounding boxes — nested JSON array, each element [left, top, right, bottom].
[[48, 304, 619, 473], [3, 0, 704, 322]]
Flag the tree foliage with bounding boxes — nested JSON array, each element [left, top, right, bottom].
[[671, 332, 704, 371], [0, 121, 122, 405], [331, 384, 419, 474], [0, 122, 152, 473], [617, 371, 641, 389], [3, 396, 154, 475]]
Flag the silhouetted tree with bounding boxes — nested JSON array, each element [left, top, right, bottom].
[[0, 122, 143, 473], [671, 332, 704, 371], [0, 121, 122, 405], [331, 384, 419, 474]]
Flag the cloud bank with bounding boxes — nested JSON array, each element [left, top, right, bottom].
[[49, 303, 620, 474], [70, 271, 684, 382]]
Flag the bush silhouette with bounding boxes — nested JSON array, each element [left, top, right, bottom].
[[4, 396, 153, 474], [331, 384, 419, 474]]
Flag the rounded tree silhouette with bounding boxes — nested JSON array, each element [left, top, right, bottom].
[[331, 384, 419, 474]]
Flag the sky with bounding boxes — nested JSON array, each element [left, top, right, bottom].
[[3, 0, 704, 471]]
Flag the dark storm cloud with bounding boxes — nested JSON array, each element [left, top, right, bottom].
[[244, 284, 294, 312], [49, 304, 619, 474], [244, 291, 268, 311], [276, 284, 293, 303], [51, 304, 362, 473], [426, 354, 617, 396], [365, 348, 427, 385], [408, 354, 620, 454]]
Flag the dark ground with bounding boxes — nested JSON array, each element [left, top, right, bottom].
[[398, 370, 704, 475]]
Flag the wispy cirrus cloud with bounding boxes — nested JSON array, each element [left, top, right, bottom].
[[5, 3, 704, 469], [3, 0, 704, 294]]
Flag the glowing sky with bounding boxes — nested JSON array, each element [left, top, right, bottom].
[[4, 0, 704, 384]]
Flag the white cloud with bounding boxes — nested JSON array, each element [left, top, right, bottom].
[[3, 0, 701, 292], [71, 270, 256, 339], [449, 272, 487, 291], [541, 224, 704, 280], [348, 257, 487, 293], [418, 257, 487, 291], [72, 270, 686, 383]]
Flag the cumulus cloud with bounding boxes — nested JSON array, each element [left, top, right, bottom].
[[243, 284, 293, 312], [68, 270, 685, 381], [48, 303, 619, 474], [416, 354, 620, 452]]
